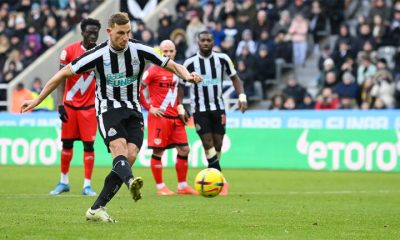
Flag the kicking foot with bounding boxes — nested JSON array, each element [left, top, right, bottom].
[[129, 177, 144, 202]]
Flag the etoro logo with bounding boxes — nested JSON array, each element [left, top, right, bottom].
[[297, 129, 399, 171]]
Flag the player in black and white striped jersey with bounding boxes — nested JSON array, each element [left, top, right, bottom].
[[178, 31, 247, 196], [21, 12, 202, 223]]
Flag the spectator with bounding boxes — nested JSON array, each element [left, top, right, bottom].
[[314, 87, 340, 110], [359, 75, 375, 108], [252, 10, 269, 41], [269, 93, 284, 110], [297, 93, 315, 109], [236, 29, 256, 56], [388, 9, 400, 46], [334, 24, 355, 52], [11, 82, 32, 113], [220, 36, 236, 60], [236, 60, 255, 97], [354, 23, 375, 54], [256, 29, 275, 54], [372, 97, 387, 109], [309, 0, 328, 52], [288, 14, 308, 66], [368, 0, 391, 24], [30, 77, 54, 111], [334, 71, 359, 102], [288, 0, 310, 19], [282, 96, 296, 110], [222, 15, 239, 43], [255, 44, 275, 98], [318, 44, 332, 71], [24, 26, 42, 56], [371, 14, 389, 47], [370, 69, 395, 108], [185, 10, 206, 57], [357, 53, 377, 85], [210, 21, 225, 47], [157, 10, 175, 43], [170, 28, 188, 64], [236, 45, 256, 73], [141, 28, 156, 46], [319, 58, 335, 86], [217, 0, 237, 22], [203, 1, 217, 27], [340, 95, 358, 109], [323, 71, 338, 88], [282, 78, 307, 106], [26, 3, 46, 32], [332, 41, 353, 71], [271, 10, 291, 37], [274, 30, 292, 63]]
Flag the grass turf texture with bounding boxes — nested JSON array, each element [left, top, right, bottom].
[[0, 166, 399, 239]]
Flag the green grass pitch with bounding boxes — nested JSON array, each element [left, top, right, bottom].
[[0, 166, 399, 239]]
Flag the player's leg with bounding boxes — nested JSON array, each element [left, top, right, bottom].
[[210, 110, 228, 195], [50, 106, 78, 195], [82, 141, 96, 196], [49, 139, 73, 195], [172, 118, 197, 194], [151, 148, 175, 195], [193, 111, 221, 171], [78, 108, 97, 196], [175, 145, 198, 195], [147, 115, 174, 195], [87, 110, 134, 222]]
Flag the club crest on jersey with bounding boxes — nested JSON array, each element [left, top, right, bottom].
[[154, 138, 162, 145], [132, 57, 140, 65], [108, 128, 117, 137]]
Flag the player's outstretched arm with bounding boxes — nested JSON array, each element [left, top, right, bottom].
[[164, 59, 202, 84], [231, 74, 248, 113], [21, 65, 75, 113]]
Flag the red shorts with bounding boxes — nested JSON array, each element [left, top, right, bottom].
[[147, 114, 188, 149], [61, 105, 97, 142]]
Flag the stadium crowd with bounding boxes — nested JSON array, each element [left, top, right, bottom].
[[0, 0, 103, 111], [2, 0, 400, 111]]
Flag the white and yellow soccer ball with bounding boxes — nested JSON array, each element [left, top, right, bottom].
[[194, 168, 224, 198]]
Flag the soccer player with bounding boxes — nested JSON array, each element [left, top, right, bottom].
[[140, 40, 198, 196], [21, 12, 202, 223], [49, 18, 101, 196], [178, 31, 247, 196]]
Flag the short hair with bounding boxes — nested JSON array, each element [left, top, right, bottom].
[[197, 30, 212, 39], [81, 18, 101, 31], [108, 12, 130, 28]]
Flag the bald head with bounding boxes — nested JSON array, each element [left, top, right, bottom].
[[160, 40, 176, 60]]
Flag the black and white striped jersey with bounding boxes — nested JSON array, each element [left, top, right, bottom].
[[69, 39, 169, 116], [182, 51, 237, 113]]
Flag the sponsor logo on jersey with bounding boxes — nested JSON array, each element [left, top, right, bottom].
[[106, 72, 137, 87], [103, 61, 111, 66]]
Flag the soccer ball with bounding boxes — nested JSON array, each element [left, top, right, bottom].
[[194, 168, 224, 198]]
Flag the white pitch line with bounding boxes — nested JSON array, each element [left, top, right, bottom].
[[233, 190, 397, 195], [0, 190, 397, 199]]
